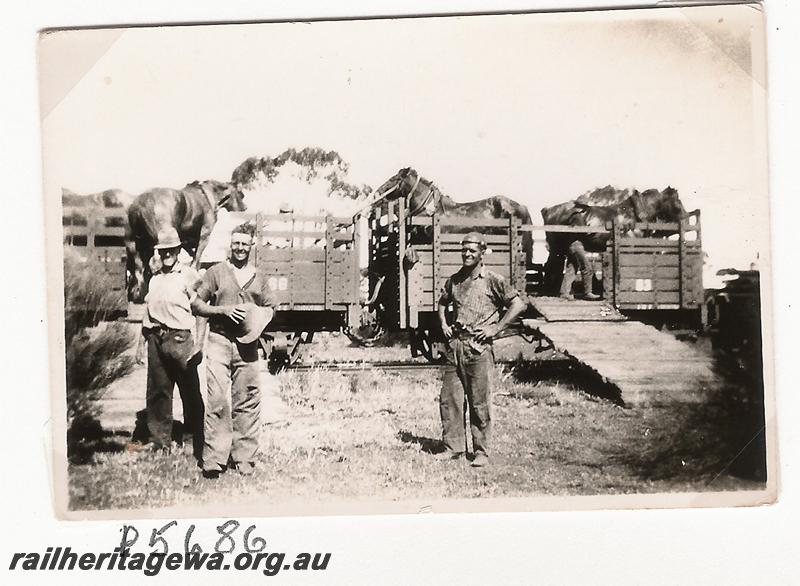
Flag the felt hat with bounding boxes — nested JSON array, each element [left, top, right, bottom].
[[235, 303, 275, 344], [153, 227, 182, 250]]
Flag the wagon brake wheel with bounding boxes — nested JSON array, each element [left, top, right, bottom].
[[344, 306, 385, 347], [410, 328, 444, 363]]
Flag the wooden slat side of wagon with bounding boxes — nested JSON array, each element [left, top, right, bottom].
[[363, 196, 526, 356], [603, 210, 705, 328], [250, 212, 362, 333], [364, 199, 705, 353], [62, 201, 128, 314]]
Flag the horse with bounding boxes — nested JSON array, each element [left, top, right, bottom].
[[540, 186, 686, 294], [372, 167, 534, 267], [125, 180, 246, 302], [344, 168, 533, 348]]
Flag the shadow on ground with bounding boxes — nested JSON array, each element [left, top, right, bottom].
[[397, 430, 442, 454], [68, 409, 192, 465], [601, 347, 767, 485]]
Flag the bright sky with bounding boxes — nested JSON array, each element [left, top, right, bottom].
[[40, 4, 768, 283]]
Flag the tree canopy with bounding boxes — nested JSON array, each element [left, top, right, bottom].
[[230, 147, 372, 201]]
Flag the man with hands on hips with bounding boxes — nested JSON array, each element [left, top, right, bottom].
[[437, 231, 528, 468]]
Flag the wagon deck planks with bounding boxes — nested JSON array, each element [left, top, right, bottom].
[[528, 296, 626, 322], [523, 300, 722, 406]]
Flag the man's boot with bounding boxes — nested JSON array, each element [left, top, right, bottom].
[[580, 269, 600, 300], [559, 263, 576, 299]]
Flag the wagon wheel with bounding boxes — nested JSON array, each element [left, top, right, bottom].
[[410, 328, 444, 363], [345, 306, 385, 347]]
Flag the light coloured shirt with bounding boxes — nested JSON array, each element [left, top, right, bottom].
[[144, 263, 201, 330]]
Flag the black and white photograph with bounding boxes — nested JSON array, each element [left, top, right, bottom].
[[39, 2, 775, 518]]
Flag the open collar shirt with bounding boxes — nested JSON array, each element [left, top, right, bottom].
[[439, 264, 520, 339], [196, 261, 272, 333], [144, 262, 201, 330]]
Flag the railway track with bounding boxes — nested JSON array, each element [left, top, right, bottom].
[[281, 361, 443, 373], [280, 357, 576, 375]]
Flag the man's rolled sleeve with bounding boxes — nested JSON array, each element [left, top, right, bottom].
[[195, 266, 218, 303], [490, 274, 519, 308]]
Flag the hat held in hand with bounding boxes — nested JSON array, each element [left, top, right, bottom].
[[235, 303, 275, 344]]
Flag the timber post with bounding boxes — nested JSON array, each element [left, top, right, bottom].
[[432, 212, 441, 310], [612, 217, 621, 308], [398, 196, 407, 330]]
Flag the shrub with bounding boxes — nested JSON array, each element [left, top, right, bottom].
[[63, 252, 136, 428]]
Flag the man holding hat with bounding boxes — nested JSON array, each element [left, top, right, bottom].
[[437, 231, 527, 467], [191, 224, 274, 478], [141, 227, 204, 456]]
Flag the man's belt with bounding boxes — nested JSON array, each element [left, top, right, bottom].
[[451, 322, 484, 340], [144, 323, 189, 336]]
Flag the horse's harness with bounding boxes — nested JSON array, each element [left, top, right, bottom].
[[199, 183, 232, 211], [216, 193, 232, 210]]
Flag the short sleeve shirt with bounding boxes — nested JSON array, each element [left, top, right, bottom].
[[439, 265, 519, 332], [196, 262, 273, 331], [144, 263, 201, 330]]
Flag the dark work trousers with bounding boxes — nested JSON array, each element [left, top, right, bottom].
[[440, 337, 494, 456], [560, 241, 594, 297], [146, 328, 204, 458]]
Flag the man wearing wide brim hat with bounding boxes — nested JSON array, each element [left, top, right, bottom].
[[191, 223, 274, 478], [139, 227, 204, 457]]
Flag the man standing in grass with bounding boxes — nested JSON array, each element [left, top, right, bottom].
[[140, 227, 204, 458], [191, 224, 273, 479], [437, 232, 528, 467]]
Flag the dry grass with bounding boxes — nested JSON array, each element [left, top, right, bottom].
[[68, 337, 765, 511]]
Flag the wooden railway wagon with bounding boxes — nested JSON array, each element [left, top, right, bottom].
[[601, 210, 704, 325], [62, 198, 128, 313], [240, 211, 362, 333], [363, 196, 705, 353], [364, 196, 526, 337]]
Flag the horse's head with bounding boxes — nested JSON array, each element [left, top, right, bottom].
[[375, 167, 414, 200], [192, 180, 247, 213], [657, 186, 686, 221], [374, 167, 439, 216], [633, 187, 686, 223]]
